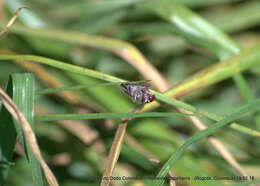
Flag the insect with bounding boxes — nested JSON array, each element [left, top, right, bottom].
[[37, 80, 155, 104], [121, 80, 155, 104]]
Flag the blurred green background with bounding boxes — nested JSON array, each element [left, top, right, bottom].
[[1, 0, 260, 186]]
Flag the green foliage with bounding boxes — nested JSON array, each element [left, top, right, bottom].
[[0, 74, 45, 186], [1, 0, 260, 186]]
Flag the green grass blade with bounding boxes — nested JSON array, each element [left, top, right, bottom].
[[232, 74, 254, 103], [0, 23, 168, 90], [142, 0, 254, 104], [154, 99, 260, 186], [36, 82, 260, 136], [142, 0, 239, 59], [153, 92, 197, 113], [175, 0, 239, 8], [144, 43, 260, 111], [2, 1, 260, 184], [1, 41, 260, 96], [35, 80, 151, 95], [35, 112, 192, 121], [66, 73, 133, 113], [0, 77, 17, 184], [0, 52, 260, 136], [154, 91, 260, 137], [0, 18, 253, 99], [9, 73, 45, 186], [205, 0, 260, 33], [0, 54, 123, 83], [35, 82, 121, 95], [0, 19, 129, 52]]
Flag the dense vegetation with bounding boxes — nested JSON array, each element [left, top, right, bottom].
[[1, 0, 260, 186]]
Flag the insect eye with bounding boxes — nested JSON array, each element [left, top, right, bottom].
[[149, 94, 155, 102]]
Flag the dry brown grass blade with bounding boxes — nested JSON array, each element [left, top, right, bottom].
[[0, 87, 59, 186], [101, 105, 141, 186], [0, 7, 27, 35], [114, 48, 169, 92], [101, 122, 127, 186]]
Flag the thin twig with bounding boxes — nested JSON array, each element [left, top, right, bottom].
[[0, 7, 27, 35]]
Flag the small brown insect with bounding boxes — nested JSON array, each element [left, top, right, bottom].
[[121, 81, 155, 104]]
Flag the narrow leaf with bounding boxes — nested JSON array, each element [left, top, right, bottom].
[[10, 73, 46, 186], [35, 112, 193, 121], [154, 99, 260, 185]]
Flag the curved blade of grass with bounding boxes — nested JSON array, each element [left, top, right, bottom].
[[0, 54, 123, 83], [0, 51, 260, 136], [142, 0, 254, 103], [1, 41, 260, 95], [142, 0, 239, 59], [35, 112, 193, 121], [2, 23, 168, 91], [1, 11, 253, 96], [143, 42, 260, 111], [0, 73, 45, 186], [154, 99, 260, 186], [125, 3, 254, 178]]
